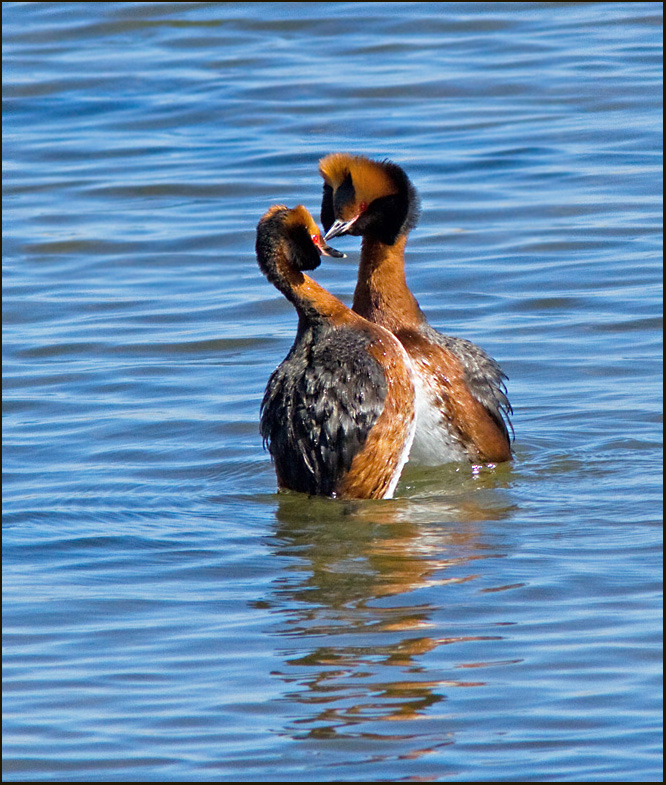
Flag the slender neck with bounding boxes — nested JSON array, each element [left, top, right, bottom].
[[260, 239, 349, 323], [352, 234, 424, 332]]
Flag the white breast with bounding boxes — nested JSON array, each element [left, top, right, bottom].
[[407, 373, 468, 466]]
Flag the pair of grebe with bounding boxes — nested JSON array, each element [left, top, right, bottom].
[[257, 155, 513, 500]]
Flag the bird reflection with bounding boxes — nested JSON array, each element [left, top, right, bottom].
[[257, 473, 515, 743]]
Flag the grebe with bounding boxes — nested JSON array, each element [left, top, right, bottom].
[[318, 154, 513, 466], [257, 204, 416, 499]]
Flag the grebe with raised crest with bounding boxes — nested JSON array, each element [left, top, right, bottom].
[[257, 204, 417, 499], [318, 153, 513, 466]]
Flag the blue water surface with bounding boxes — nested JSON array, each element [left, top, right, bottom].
[[3, 2, 662, 782]]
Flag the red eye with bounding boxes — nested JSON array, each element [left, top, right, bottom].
[[359, 201, 368, 213], [311, 233, 321, 248]]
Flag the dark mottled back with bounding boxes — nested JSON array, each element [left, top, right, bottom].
[[260, 322, 387, 496]]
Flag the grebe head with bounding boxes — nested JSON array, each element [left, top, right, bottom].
[[319, 154, 420, 246], [256, 204, 344, 282]]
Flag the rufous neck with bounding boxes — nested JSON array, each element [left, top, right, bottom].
[[261, 240, 349, 323], [291, 274, 350, 322], [352, 235, 423, 331]]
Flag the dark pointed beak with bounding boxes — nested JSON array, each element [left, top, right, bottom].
[[323, 217, 358, 242], [319, 241, 345, 258]]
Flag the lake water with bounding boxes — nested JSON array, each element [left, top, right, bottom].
[[3, 2, 662, 781]]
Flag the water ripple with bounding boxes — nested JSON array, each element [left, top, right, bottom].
[[3, 2, 661, 782]]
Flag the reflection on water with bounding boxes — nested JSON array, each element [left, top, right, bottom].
[[263, 489, 515, 740], [3, 1, 661, 781]]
